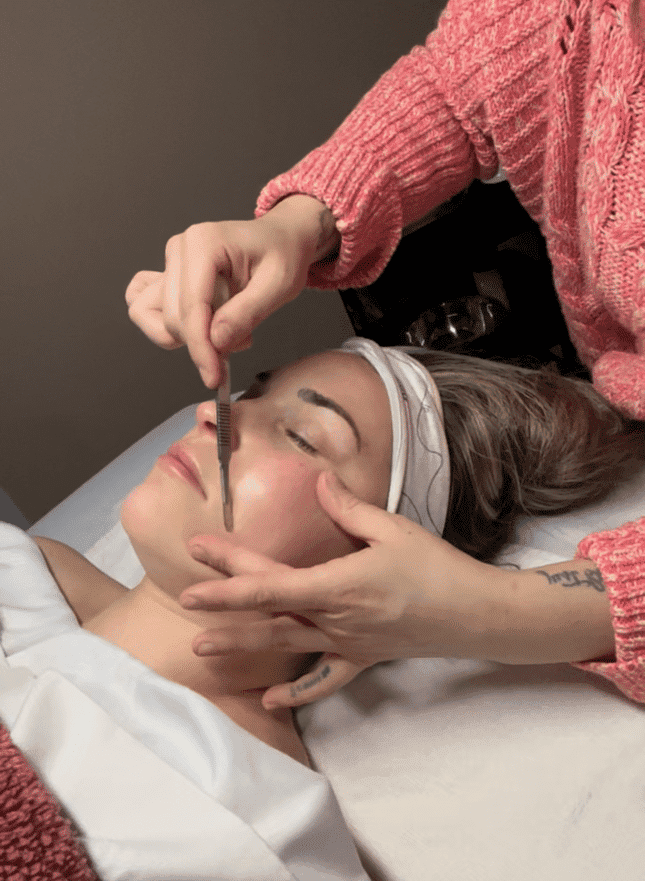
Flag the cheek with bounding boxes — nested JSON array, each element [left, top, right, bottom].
[[235, 457, 315, 545], [234, 457, 353, 566]]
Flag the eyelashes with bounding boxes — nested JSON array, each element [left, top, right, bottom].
[[235, 396, 318, 454], [286, 429, 317, 455], [236, 377, 318, 455]]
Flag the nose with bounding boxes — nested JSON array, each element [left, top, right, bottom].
[[196, 399, 218, 429], [195, 399, 240, 450]]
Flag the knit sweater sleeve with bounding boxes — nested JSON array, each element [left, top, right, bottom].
[[256, 0, 556, 290], [572, 516, 645, 703]]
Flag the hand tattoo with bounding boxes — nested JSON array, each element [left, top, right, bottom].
[[290, 664, 331, 699], [536, 568, 606, 593]]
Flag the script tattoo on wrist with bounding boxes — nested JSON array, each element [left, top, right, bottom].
[[290, 664, 331, 699], [536, 568, 606, 593]]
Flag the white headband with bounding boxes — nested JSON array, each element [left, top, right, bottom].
[[339, 338, 451, 537]]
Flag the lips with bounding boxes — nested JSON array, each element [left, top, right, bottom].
[[164, 443, 206, 498]]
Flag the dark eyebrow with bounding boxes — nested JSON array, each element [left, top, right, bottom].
[[297, 388, 362, 452]]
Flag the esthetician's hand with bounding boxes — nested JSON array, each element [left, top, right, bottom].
[[125, 195, 340, 388], [179, 471, 509, 709]]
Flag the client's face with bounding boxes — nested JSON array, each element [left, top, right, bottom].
[[121, 351, 392, 598]]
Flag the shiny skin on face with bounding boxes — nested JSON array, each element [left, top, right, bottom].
[[120, 350, 392, 598]]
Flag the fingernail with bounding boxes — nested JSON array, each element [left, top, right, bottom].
[[263, 701, 279, 711], [181, 594, 202, 609], [199, 368, 214, 387], [210, 321, 231, 349], [195, 642, 216, 656]]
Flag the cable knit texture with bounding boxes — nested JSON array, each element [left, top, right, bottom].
[[574, 519, 645, 702], [0, 724, 100, 880], [256, 0, 645, 700], [257, 0, 645, 422]]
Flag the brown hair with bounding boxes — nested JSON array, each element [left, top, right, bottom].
[[409, 350, 645, 563]]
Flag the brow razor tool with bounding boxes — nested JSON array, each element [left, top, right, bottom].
[[216, 285, 233, 531]]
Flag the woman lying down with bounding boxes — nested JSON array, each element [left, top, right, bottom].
[[1, 338, 643, 880]]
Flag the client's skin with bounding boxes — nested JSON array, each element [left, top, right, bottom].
[[35, 351, 391, 768]]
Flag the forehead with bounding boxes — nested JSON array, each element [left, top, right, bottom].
[[271, 350, 384, 397]]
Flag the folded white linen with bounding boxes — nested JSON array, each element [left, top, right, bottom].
[[0, 523, 371, 881]]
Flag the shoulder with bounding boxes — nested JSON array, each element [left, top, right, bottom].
[[32, 535, 128, 624]]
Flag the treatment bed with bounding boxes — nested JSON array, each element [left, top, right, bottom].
[[17, 177, 645, 879], [26, 397, 645, 881]]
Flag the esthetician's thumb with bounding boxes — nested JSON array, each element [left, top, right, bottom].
[[315, 472, 392, 546]]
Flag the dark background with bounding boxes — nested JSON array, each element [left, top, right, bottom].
[[1, 0, 448, 525]]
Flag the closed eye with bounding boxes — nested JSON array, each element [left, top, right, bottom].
[[286, 429, 317, 454]]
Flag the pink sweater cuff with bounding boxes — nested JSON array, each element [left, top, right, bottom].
[[256, 46, 491, 290], [572, 517, 645, 703]]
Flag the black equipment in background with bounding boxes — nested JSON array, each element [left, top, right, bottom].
[[339, 178, 589, 379]]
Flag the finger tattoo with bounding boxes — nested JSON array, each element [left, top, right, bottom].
[[289, 664, 331, 699]]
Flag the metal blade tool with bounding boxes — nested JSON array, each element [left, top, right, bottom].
[[216, 288, 233, 531]]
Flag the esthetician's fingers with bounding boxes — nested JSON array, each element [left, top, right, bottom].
[[164, 230, 243, 387], [160, 219, 311, 388], [181, 471, 398, 615], [183, 556, 350, 616], [261, 655, 370, 710], [205, 258, 301, 352], [125, 271, 184, 349], [127, 198, 334, 387], [180, 471, 503, 668], [191, 614, 337, 658], [193, 253, 311, 389], [184, 534, 293, 581]]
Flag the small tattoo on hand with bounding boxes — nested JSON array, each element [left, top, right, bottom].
[[536, 568, 606, 592], [289, 664, 331, 700]]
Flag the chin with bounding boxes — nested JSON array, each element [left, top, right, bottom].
[[120, 485, 161, 551], [121, 480, 189, 554], [120, 488, 198, 596]]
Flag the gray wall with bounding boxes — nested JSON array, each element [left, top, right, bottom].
[[2, 0, 445, 525]]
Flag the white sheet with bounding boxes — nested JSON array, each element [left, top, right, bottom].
[[0, 522, 370, 881], [28, 402, 645, 881]]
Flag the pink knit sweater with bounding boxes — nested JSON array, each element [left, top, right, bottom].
[[0, 724, 100, 880], [256, 0, 645, 701]]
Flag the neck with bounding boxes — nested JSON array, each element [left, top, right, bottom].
[[82, 576, 313, 766], [82, 576, 313, 755], [83, 575, 299, 698]]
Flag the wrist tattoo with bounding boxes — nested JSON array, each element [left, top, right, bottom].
[[536, 567, 606, 593], [289, 663, 331, 699]]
